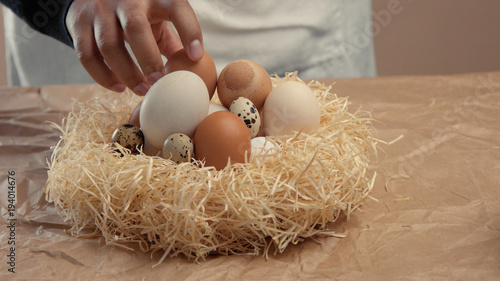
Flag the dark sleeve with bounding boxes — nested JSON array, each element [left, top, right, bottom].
[[0, 0, 75, 48]]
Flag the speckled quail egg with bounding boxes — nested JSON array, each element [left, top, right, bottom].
[[111, 124, 144, 155], [229, 97, 261, 138], [162, 133, 194, 164]]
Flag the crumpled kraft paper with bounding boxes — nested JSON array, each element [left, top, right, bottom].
[[1, 72, 499, 280]]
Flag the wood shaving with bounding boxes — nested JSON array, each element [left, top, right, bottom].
[[374, 134, 404, 146], [45, 72, 378, 262], [385, 174, 410, 192]]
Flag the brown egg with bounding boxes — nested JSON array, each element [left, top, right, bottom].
[[193, 111, 251, 170], [217, 60, 272, 111], [165, 49, 217, 99], [143, 137, 161, 157], [128, 101, 142, 127]]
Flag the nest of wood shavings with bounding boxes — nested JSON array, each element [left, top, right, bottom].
[[45, 72, 377, 263]]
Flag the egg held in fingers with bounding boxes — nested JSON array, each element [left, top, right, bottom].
[[165, 49, 218, 99]]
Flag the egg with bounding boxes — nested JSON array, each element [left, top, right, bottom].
[[165, 49, 217, 99], [162, 133, 194, 164], [193, 111, 251, 170], [111, 124, 144, 154], [128, 101, 142, 127], [262, 81, 321, 136], [140, 71, 209, 149], [229, 97, 261, 138], [143, 137, 161, 157], [251, 137, 276, 157], [217, 60, 272, 110], [208, 102, 229, 115]]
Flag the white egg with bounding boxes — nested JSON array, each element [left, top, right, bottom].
[[251, 137, 276, 156], [208, 102, 229, 115], [262, 81, 321, 136], [140, 71, 209, 149]]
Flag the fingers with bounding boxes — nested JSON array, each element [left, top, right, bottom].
[[74, 30, 127, 93], [67, 3, 127, 93], [68, 1, 151, 95], [151, 0, 204, 61], [116, 2, 166, 85], [153, 22, 183, 59], [66, 0, 204, 96], [94, 12, 151, 95]]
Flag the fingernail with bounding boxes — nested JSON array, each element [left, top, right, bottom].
[[148, 71, 163, 85], [189, 39, 203, 61], [133, 82, 150, 96], [111, 83, 126, 92]]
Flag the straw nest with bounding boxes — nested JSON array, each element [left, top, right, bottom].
[[45, 72, 377, 263]]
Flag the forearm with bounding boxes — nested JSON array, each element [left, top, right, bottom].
[[1, 0, 74, 47]]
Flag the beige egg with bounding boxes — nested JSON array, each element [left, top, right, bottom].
[[217, 60, 272, 111], [262, 81, 321, 136]]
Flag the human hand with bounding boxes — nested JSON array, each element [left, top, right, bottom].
[[66, 0, 204, 95]]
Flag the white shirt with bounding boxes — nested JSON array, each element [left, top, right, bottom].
[[191, 0, 376, 79]]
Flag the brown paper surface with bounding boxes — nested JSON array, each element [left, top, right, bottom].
[[1, 72, 499, 280]]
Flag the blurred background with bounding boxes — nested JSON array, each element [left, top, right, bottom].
[[0, 0, 499, 85], [371, 0, 500, 76]]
